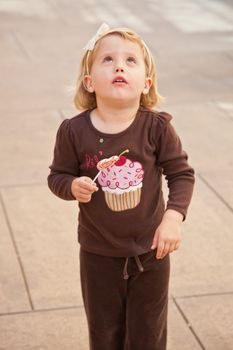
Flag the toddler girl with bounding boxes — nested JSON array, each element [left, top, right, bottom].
[[48, 23, 195, 350]]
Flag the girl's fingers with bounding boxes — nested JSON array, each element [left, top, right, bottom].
[[77, 193, 92, 202], [156, 241, 165, 259], [76, 187, 94, 196], [156, 240, 180, 259], [174, 241, 180, 250], [71, 177, 98, 202], [167, 243, 177, 255], [160, 242, 170, 259], [81, 182, 98, 192], [165, 240, 181, 256], [151, 234, 158, 250], [73, 187, 95, 199], [76, 179, 98, 193]]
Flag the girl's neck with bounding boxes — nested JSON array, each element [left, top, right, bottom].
[[90, 102, 140, 134]]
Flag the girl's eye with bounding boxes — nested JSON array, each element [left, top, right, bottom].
[[103, 56, 113, 62], [127, 57, 136, 63]]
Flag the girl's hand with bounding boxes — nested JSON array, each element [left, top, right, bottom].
[[151, 209, 183, 259], [71, 177, 98, 202]]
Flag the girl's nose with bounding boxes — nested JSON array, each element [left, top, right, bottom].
[[115, 66, 124, 73]]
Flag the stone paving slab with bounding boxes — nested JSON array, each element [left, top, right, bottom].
[[1, 186, 82, 309], [0, 198, 30, 314], [157, 47, 233, 74], [0, 307, 88, 350], [169, 99, 233, 211], [10, 25, 84, 63], [198, 170, 233, 210], [177, 294, 233, 350], [164, 101, 233, 174], [0, 110, 62, 186], [179, 52, 232, 79], [0, 0, 59, 22], [167, 301, 201, 350], [0, 300, 201, 350], [160, 69, 232, 105], [170, 176, 233, 297], [0, 63, 74, 112], [147, 0, 233, 34], [0, 31, 27, 64], [217, 102, 233, 119]]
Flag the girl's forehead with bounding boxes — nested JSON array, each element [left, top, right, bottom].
[[95, 35, 143, 56]]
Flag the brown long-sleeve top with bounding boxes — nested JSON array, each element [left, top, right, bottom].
[[48, 107, 195, 257]]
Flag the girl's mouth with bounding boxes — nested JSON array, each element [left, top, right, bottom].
[[112, 76, 128, 84]]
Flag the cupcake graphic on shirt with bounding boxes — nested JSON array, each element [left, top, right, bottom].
[[97, 154, 144, 212]]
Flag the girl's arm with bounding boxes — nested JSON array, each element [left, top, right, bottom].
[[152, 115, 195, 258], [156, 118, 195, 220], [47, 119, 79, 200]]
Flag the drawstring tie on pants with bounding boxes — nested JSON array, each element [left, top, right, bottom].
[[123, 255, 144, 280]]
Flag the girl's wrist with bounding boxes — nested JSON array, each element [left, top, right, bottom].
[[163, 209, 183, 223]]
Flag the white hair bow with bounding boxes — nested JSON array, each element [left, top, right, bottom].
[[83, 23, 110, 51]]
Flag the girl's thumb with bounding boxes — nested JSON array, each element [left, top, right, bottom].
[[151, 232, 158, 250]]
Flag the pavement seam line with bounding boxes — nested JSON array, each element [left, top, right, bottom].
[[172, 296, 206, 350], [197, 172, 233, 213], [0, 191, 34, 311], [175, 291, 233, 299], [10, 30, 31, 62], [0, 305, 84, 318]]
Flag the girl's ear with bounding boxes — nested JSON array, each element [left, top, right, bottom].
[[142, 77, 152, 95], [83, 75, 94, 93]]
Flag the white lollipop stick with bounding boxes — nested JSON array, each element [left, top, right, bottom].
[[92, 170, 102, 184]]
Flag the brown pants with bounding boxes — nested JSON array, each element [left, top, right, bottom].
[[80, 248, 170, 350]]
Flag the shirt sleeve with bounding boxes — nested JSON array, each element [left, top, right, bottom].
[[47, 119, 79, 200], [156, 113, 195, 220]]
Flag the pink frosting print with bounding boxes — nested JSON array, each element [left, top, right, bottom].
[[97, 156, 144, 190]]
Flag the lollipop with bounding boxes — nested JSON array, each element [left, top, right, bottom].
[[92, 149, 129, 184], [97, 155, 119, 171]]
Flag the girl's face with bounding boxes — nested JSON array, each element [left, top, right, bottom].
[[84, 35, 152, 108]]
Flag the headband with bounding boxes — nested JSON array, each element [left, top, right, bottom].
[[83, 23, 110, 51]]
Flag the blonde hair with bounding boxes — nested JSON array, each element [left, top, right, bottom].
[[74, 27, 163, 111]]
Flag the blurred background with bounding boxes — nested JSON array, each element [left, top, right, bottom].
[[0, 0, 233, 349]]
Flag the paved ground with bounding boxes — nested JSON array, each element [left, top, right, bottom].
[[0, 0, 233, 349]]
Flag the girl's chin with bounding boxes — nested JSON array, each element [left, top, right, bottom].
[[111, 93, 140, 102], [97, 95, 141, 107], [107, 99, 140, 109]]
